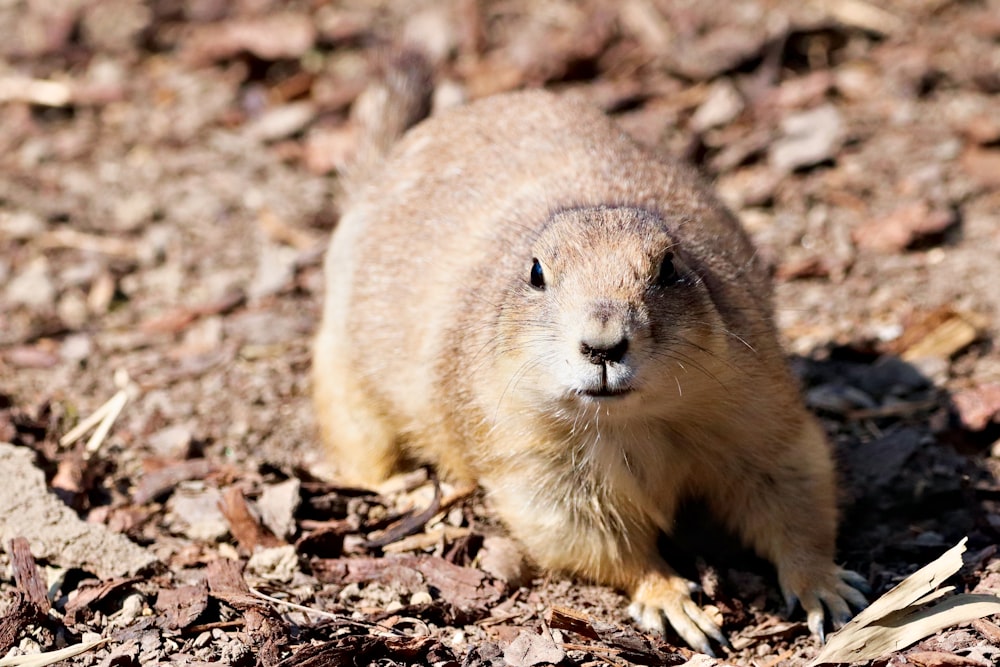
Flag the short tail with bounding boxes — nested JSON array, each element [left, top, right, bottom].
[[343, 50, 433, 195]]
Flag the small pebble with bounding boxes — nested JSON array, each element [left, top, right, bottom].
[[410, 590, 433, 606]]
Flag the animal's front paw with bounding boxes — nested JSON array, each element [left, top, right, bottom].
[[629, 570, 729, 656], [780, 564, 870, 640]]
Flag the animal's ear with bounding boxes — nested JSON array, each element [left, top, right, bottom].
[[688, 257, 768, 346]]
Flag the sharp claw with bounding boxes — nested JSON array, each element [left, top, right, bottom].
[[807, 611, 826, 643], [784, 592, 799, 618], [699, 615, 729, 649], [778, 567, 871, 645], [675, 619, 715, 656], [836, 580, 870, 611], [839, 568, 871, 594], [819, 590, 851, 628], [632, 603, 665, 636], [705, 620, 728, 646], [630, 590, 727, 656], [683, 599, 729, 649]]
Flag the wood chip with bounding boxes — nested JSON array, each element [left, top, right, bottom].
[[853, 202, 957, 253], [154, 582, 209, 630], [258, 478, 301, 541], [246, 102, 316, 142], [380, 526, 472, 554], [951, 383, 1000, 431], [503, 628, 565, 667], [890, 307, 986, 361], [312, 554, 502, 612], [907, 651, 990, 667], [8, 537, 50, 612], [547, 606, 684, 664], [816, 0, 904, 35], [363, 476, 442, 549], [181, 12, 317, 65], [0, 591, 44, 655], [37, 228, 137, 258], [769, 105, 844, 173], [206, 558, 288, 666], [971, 618, 1000, 644], [219, 486, 286, 553], [134, 458, 214, 504], [961, 148, 1000, 188], [63, 577, 140, 625], [295, 524, 347, 559], [2, 346, 61, 369], [139, 289, 245, 335], [270, 633, 455, 667], [956, 113, 1000, 145], [475, 535, 529, 589], [546, 606, 601, 640], [50, 451, 87, 499]]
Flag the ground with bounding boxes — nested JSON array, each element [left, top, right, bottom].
[[1, 1, 1000, 666]]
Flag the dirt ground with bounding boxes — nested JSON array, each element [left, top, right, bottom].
[[2, 1, 1000, 665]]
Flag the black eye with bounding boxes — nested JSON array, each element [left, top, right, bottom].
[[658, 252, 679, 286], [529, 258, 545, 290]]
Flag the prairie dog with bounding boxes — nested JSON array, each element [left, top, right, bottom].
[[313, 64, 867, 654]]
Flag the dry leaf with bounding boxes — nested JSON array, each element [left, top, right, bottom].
[[811, 538, 1000, 665]]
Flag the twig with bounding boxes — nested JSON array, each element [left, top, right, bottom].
[[84, 390, 128, 458], [0, 638, 109, 667], [249, 588, 343, 622], [59, 390, 123, 447]]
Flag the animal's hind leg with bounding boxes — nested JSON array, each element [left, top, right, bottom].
[[311, 322, 401, 488]]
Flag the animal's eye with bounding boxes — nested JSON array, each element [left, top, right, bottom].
[[658, 252, 679, 286], [529, 258, 545, 290]]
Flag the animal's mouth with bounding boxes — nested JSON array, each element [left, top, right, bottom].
[[575, 362, 636, 399], [580, 385, 634, 399]]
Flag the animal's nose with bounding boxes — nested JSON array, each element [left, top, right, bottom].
[[580, 337, 629, 364]]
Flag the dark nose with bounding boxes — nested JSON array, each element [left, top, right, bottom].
[[580, 338, 629, 364]]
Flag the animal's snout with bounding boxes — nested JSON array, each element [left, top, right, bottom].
[[580, 337, 629, 364], [578, 299, 634, 365]]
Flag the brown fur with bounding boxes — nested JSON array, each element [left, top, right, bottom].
[[312, 86, 865, 654]]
